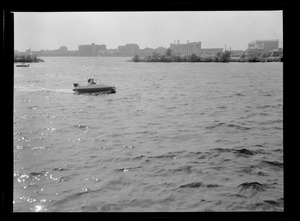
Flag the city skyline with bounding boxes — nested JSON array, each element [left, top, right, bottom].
[[14, 38, 283, 54], [14, 11, 283, 52]]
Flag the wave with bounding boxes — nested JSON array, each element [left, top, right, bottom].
[[262, 160, 283, 168], [205, 122, 253, 131], [234, 148, 256, 156], [238, 182, 267, 192], [94, 196, 177, 212], [234, 148, 266, 157], [184, 151, 204, 158], [132, 155, 147, 160], [208, 147, 266, 159], [180, 182, 203, 188], [51, 188, 93, 208], [143, 147, 267, 165], [149, 153, 177, 160], [52, 167, 69, 172], [179, 182, 222, 188], [205, 122, 226, 129], [211, 147, 232, 154], [227, 124, 253, 130], [256, 104, 277, 109], [172, 165, 194, 174]]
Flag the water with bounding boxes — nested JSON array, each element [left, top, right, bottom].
[[13, 57, 283, 212]]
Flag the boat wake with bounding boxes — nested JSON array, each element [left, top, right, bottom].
[[14, 85, 73, 94]]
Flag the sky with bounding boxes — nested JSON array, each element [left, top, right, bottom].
[[14, 11, 283, 51]]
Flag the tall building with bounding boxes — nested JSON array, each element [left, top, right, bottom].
[[78, 43, 106, 56], [170, 41, 202, 55], [248, 40, 279, 51]]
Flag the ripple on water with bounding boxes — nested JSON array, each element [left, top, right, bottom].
[[14, 58, 283, 212]]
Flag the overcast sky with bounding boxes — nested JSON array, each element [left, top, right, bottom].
[[14, 11, 283, 51]]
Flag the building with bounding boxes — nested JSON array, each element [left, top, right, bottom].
[[27, 46, 79, 57], [169, 40, 224, 56], [248, 40, 279, 52], [139, 47, 155, 56], [117, 44, 140, 56], [248, 42, 264, 50], [78, 43, 106, 56], [25, 47, 32, 55], [154, 47, 167, 55], [170, 40, 202, 55]]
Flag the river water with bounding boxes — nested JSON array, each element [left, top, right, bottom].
[[13, 57, 283, 212]]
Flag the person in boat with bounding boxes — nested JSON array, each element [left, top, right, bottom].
[[88, 78, 96, 85]]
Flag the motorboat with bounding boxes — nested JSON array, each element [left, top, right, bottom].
[[73, 83, 116, 94], [16, 63, 30, 67]]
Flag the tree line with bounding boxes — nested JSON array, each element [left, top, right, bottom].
[[132, 49, 283, 63], [14, 54, 44, 63]]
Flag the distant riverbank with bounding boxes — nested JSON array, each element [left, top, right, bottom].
[[131, 49, 283, 63], [14, 54, 44, 63]]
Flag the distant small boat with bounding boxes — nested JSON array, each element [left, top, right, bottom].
[[73, 83, 116, 94], [16, 63, 30, 67]]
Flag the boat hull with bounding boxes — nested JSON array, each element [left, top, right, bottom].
[[16, 64, 30, 67], [73, 84, 116, 93]]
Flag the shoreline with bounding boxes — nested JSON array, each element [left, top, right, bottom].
[[130, 58, 283, 63], [14, 54, 44, 63], [131, 49, 283, 63]]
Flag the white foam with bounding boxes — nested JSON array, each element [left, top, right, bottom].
[[14, 85, 73, 94]]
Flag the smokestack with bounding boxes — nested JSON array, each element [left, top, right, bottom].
[[187, 40, 189, 43], [177, 40, 179, 44], [225, 45, 226, 51]]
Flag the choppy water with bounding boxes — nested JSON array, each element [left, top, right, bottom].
[[13, 57, 283, 212]]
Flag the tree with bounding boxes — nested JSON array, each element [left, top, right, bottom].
[[165, 48, 172, 57], [160, 55, 169, 62], [189, 53, 199, 62], [259, 51, 268, 58], [171, 55, 182, 62], [132, 54, 140, 62], [247, 56, 260, 62], [151, 52, 160, 61], [219, 51, 231, 62], [279, 54, 283, 62]]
